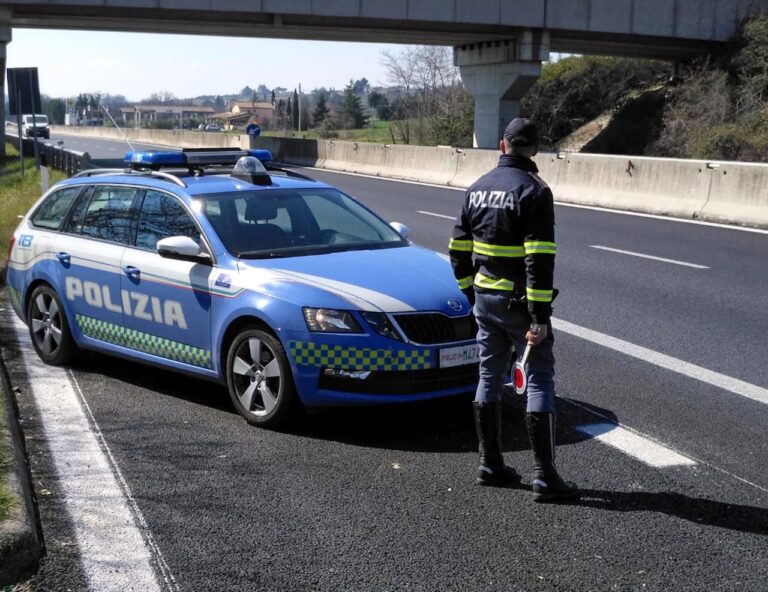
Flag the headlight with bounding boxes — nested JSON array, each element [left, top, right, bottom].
[[361, 312, 402, 341], [303, 308, 363, 333]]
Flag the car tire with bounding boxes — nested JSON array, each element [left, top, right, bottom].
[[26, 284, 78, 365], [226, 328, 301, 428]]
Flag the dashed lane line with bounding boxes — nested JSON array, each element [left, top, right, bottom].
[[575, 423, 696, 468], [12, 318, 178, 592], [590, 245, 710, 269]]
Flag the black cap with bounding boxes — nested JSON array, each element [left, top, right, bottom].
[[503, 118, 538, 147]]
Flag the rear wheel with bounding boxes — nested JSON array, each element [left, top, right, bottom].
[[27, 285, 78, 365], [226, 328, 300, 428]]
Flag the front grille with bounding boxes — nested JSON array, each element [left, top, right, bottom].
[[393, 313, 477, 345], [319, 364, 479, 395]]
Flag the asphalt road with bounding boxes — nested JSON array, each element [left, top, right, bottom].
[[3, 133, 767, 591]]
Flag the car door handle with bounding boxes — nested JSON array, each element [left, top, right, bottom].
[[56, 252, 70, 265], [122, 265, 140, 278]]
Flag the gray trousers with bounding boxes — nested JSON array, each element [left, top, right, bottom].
[[473, 292, 556, 412]]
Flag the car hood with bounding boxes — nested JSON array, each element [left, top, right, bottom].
[[236, 245, 470, 315]]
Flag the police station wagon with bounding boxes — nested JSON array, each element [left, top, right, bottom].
[[6, 148, 479, 427]]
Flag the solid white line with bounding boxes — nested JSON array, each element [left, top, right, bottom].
[[575, 423, 696, 467], [590, 245, 709, 269], [289, 163, 767, 234], [12, 318, 174, 592], [558, 202, 768, 235], [552, 318, 768, 406], [418, 210, 455, 220]]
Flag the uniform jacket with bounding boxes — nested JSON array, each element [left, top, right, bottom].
[[449, 153, 556, 324]]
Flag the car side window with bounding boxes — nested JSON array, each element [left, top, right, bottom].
[[30, 187, 82, 230], [136, 190, 200, 251], [80, 186, 138, 244], [63, 186, 94, 235]]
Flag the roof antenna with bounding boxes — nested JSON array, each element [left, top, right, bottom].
[[102, 106, 135, 152]]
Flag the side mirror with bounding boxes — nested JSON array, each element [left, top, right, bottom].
[[157, 236, 210, 263], [389, 222, 410, 240]]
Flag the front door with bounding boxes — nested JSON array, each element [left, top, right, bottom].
[[119, 189, 215, 372]]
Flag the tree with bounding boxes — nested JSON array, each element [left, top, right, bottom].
[[258, 84, 270, 101], [340, 80, 368, 129], [286, 97, 292, 131], [352, 77, 370, 96], [313, 92, 330, 126], [41, 95, 66, 124], [293, 88, 300, 131], [380, 46, 473, 145], [270, 89, 276, 105], [143, 91, 176, 104], [368, 91, 390, 120], [240, 85, 254, 99]]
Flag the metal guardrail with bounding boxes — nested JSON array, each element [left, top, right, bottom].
[[4, 133, 92, 176]]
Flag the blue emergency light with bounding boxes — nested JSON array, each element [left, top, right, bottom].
[[125, 148, 273, 170]]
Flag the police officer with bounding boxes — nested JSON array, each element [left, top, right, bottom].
[[449, 118, 579, 502]]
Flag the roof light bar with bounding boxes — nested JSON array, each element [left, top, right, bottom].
[[125, 148, 273, 170]]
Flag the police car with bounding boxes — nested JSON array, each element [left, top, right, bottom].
[[6, 148, 479, 427]]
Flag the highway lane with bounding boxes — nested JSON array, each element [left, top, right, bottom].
[[3, 135, 767, 591]]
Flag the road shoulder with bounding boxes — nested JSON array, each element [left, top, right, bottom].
[[0, 292, 44, 586]]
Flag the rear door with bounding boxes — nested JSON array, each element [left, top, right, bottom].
[[119, 189, 215, 371], [57, 184, 139, 345]]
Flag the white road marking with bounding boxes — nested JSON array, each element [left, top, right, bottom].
[[12, 318, 177, 592], [575, 422, 696, 468], [553, 318, 768, 406], [418, 210, 455, 220], [590, 245, 710, 269], [559, 202, 768, 235], [288, 163, 768, 234]]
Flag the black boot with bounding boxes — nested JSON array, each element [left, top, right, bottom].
[[525, 412, 580, 502], [473, 402, 520, 486]]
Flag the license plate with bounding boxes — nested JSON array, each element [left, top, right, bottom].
[[439, 344, 480, 368]]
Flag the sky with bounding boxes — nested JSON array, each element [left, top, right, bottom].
[[6, 29, 407, 101]]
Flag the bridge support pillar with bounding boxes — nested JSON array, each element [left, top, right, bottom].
[[0, 8, 11, 164], [455, 31, 549, 149]]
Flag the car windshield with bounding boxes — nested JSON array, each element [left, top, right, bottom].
[[199, 187, 407, 258], [25, 115, 48, 124]]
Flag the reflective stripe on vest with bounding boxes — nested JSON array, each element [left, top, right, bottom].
[[474, 272, 516, 291], [472, 241, 525, 258], [457, 275, 474, 290], [526, 287, 553, 302], [524, 241, 557, 255], [449, 238, 473, 252]]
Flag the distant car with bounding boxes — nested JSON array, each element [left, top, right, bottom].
[[21, 114, 50, 139], [204, 124, 223, 132], [6, 148, 478, 428]]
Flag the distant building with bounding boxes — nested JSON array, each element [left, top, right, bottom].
[[120, 105, 215, 127], [213, 100, 275, 129]]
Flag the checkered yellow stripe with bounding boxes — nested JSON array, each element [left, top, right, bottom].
[[8, 286, 22, 314], [76, 314, 212, 369], [290, 341, 431, 371]]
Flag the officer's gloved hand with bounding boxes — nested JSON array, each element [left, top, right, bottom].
[[462, 288, 476, 307]]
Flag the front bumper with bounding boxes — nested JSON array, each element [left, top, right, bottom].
[[284, 331, 479, 407]]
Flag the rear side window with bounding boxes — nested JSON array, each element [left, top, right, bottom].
[[136, 190, 200, 251], [80, 186, 138, 244], [30, 187, 81, 230]]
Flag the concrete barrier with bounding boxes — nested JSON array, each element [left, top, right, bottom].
[[51, 126, 768, 228], [700, 161, 768, 227], [552, 153, 712, 220]]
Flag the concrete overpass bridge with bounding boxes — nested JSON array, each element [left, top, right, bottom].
[[2, 0, 768, 150]]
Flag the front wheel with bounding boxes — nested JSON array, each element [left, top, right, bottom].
[[225, 328, 300, 428], [27, 285, 78, 365]]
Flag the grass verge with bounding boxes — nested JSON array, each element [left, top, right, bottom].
[[0, 143, 68, 253], [0, 391, 16, 521]]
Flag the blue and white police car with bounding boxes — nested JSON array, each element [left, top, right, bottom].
[[6, 148, 479, 427]]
